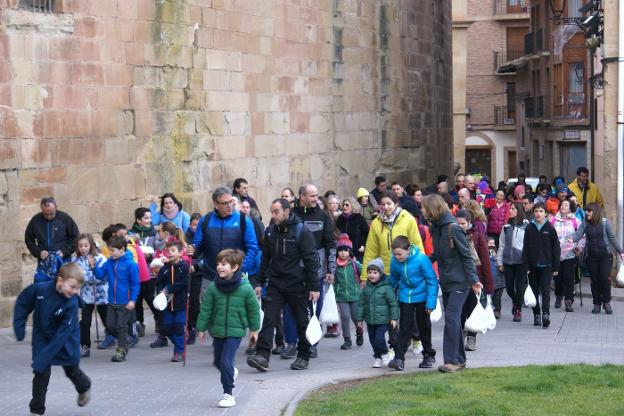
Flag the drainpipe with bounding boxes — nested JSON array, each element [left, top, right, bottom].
[[618, 2, 624, 242]]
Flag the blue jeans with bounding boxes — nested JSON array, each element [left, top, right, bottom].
[[160, 309, 186, 353], [442, 289, 469, 365], [283, 281, 325, 345], [366, 323, 388, 358], [213, 337, 242, 395]]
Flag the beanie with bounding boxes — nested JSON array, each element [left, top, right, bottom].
[[514, 184, 525, 196], [356, 187, 369, 199], [336, 233, 353, 251], [367, 257, 385, 274]]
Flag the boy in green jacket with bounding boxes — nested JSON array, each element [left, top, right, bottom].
[[197, 249, 260, 408], [355, 258, 399, 368]]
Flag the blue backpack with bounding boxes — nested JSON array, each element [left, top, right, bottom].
[[34, 254, 64, 283]]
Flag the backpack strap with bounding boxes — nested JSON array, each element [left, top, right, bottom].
[[447, 223, 456, 249], [351, 259, 360, 283]]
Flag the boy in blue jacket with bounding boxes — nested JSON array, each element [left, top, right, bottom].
[[95, 235, 140, 362], [13, 263, 92, 415], [388, 236, 439, 371]]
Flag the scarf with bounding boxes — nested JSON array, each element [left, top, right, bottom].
[[380, 207, 401, 227], [215, 270, 242, 294], [163, 204, 180, 220], [336, 257, 350, 267], [341, 212, 352, 220]]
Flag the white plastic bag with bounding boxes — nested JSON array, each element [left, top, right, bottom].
[[319, 284, 340, 324], [484, 295, 496, 331], [257, 296, 264, 326], [430, 297, 442, 323], [464, 292, 489, 334], [616, 262, 624, 287], [306, 302, 323, 345], [524, 284, 537, 307], [153, 292, 168, 311]]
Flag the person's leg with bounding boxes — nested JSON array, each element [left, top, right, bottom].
[[561, 258, 576, 301], [219, 337, 242, 395], [106, 305, 119, 339], [587, 256, 601, 306], [282, 303, 298, 345], [461, 290, 478, 335], [349, 301, 359, 327], [493, 288, 504, 314], [287, 290, 312, 360], [143, 279, 159, 325], [442, 289, 469, 365], [117, 307, 133, 350], [171, 310, 187, 354], [528, 267, 542, 316], [62, 365, 91, 394], [96, 304, 108, 333], [274, 313, 285, 347], [135, 282, 146, 324], [188, 275, 203, 330], [80, 303, 94, 348], [504, 265, 517, 310], [414, 302, 435, 358], [213, 337, 224, 369], [395, 302, 414, 361], [515, 264, 528, 308], [553, 266, 564, 299], [539, 267, 553, 316], [160, 310, 174, 345], [337, 302, 352, 340], [256, 286, 285, 360], [366, 323, 380, 357], [599, 255, 613, 304], [30, 367, 51, 415]]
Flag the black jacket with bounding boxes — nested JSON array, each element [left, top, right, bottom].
[[294, 204, 336, 275], [156, 260, 189, 311], [399, 195, 423, 222], [258, 213, 320, 292], [24, 211, 79, 259], [522, 220, 561, 270], [336, 213, 369, 256], [429, 212, 480, 292]]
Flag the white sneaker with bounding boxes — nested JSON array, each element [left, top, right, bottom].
[[234, 367, 239, 381], [372, 358, 382, 368], [387, 348, 395, 360], [381, 353, 391, 366], [217, 393, 236, 408], [412, 340, 423, 355]]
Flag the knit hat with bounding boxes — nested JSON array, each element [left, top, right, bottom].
[[336, 233, 353, 251], [514, 184, 525, 197], [356, 187, 369, 199], [555, 183, 569, 196], [367, 257, 385, 274]]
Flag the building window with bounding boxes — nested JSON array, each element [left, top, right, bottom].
[[19, 0, 55, 13], [567, 0, 581, 18]]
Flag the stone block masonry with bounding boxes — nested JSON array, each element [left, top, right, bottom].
[[0, 0, 453, 326]]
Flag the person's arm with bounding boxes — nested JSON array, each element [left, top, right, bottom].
[[62, 214, 80, 258], [32, 299, 79, 373], [24, 219, 42, 258], [604, 220, 624, 254], [181, 211, 191, 233], [93, 258, 109, 280], [362, 222, 380, 280], [476, 233, 494, 294], [257, 230, 271, 290], [421, 256, 439, 310], [150, 201, 162, 226], [359, 216, 369, 251], [128, 262, 140, 302], [522, 226, 530, 266], [300, 229, 320, 292], [323, 214, 337, 276], [570, 221, 585, 242], [13, 284, 36, 341], [451, 225, 479, 285], [245, 287, 262, 332], [241, 216, 259, 273], [386, 285, 400, 321], [496, 228, 506, 268], [354, 290, 365, 322], [93, 255, 107, 281], [551, 224, 561, 272], [195, 285, 215, 333], [388, 259, 399, 289]]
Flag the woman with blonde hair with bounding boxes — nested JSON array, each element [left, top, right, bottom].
[[464, 199, 487, 240], [336, 197, 369, 262], [422, 194, 482, 373]]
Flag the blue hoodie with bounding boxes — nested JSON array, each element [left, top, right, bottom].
[[95, 250, 139, 305], [389, 244, 438, 310]]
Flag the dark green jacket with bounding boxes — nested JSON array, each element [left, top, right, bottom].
[[196, 273, 261, 338], [334, 260, 362, 303], [355, 277, 399, 325]]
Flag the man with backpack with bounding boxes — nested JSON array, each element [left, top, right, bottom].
[[247, 198, 320, 372]]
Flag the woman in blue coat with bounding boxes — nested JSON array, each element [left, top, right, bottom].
[[150, 193, 191, 232]]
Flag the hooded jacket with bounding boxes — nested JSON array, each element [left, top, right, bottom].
[[155, 259, 189, 311], [466, 226, 494, 294], [497, 220, 529, 266], [336, 213, 369, 258], [355, 276, 399, 325], [487, 201, 510, 236], [550, 212, 583, 260], [429, 212, 480, 292], [196, 271, 261, 338], [334, 259, 362, 303], [13, 281, 81, 373], [95, 250, 140, 305], [71, 253, 108, 305], [522, 220, 561, 270], [257, 213, 320, 292], [567, 179, 604, 208], [294, 204, 337, 275], [389, 244, 438, 309], [25, 210, 79, 260]]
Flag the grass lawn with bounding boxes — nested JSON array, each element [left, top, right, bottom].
[[295, 364, 624, 416]]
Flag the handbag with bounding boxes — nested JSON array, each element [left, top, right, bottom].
[[306, 302, 323, 344]]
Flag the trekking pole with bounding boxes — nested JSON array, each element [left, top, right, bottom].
[[183, 257, 192, 368], [578, 266, 583, 308], [93, 280, 101, 344]]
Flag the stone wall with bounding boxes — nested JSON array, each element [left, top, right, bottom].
[[0, 0, 453, 326]]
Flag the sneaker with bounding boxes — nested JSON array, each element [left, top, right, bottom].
[[388, 358, 405, 371], [247, 355, 269, 372], [309, 345, 318, 358], [128, 334, 139, 348], [234, 368, 238, 380], [186, 328, 197, 345], [513, 310, 522, 322], [564, 300, 574, 313], [372, 358, 382, 368], [80, 345, 90, 358], [592, 304, 601, 314], [150, 335, 168, 348], [356, 328, 364, 347], [271, 344, 285, 355], [603, 303, 613, 315], [136, 321, 145, 337], [171, 353, 184, 362], [217, 393, 236, 408], [554, 296, 563, 309], [386, 348, 395, 361], [412, 339, 423, 355], [280, 343, 297, 359], [438, 363, 462, 373], [381, 353, 391, 367], [465, 335, 477, 351], [245, 344, 257, 356], [77, 388, 91, 407], [111, 347, 126, 362], [324, 323, 340, 338], [419, 355, 436, 368], [97, 334, 116, 349], [533, 314, 542, 326], [542, 314, 550, 329], [290, 357, 309, 370], [340, 338, 352, 350]]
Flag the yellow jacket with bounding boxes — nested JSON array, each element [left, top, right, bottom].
[[362, 209, 424, 277], [567, 179, 604, 208]]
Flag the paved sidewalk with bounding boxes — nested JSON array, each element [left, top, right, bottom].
[[1, 282, 623, 416]]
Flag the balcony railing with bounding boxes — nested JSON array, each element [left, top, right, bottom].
[[20, 0, 55, 13], [494, 106, 516, 125], [525, 95, 551, 119], [494, 50, 525, 72], [494, 0, 528, 15]]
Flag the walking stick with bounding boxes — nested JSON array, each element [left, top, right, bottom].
[[577, 266, 583, 307], [183, 257, 191, 368], [93, 280, 101, 344]]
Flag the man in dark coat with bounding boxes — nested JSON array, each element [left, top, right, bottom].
[[25, 197, 79, 263]]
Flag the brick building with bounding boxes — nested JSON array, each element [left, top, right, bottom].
[[0, 0, 453, 325]]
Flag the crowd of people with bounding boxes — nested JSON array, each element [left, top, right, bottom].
[[13, 168, 624, 414]]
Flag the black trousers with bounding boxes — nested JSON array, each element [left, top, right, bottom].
[[395, 302, 435, 360], [256, 286, 310, 361], [528, 266, 553, 316], [106, 305, 134, 348], [187, 274, 203, 329], [30, 366, 91, 415], [587, 254, 613, 304], [554, 258, 577, 301], [135, 279, 158, 324], [504, 263, 527, 311], [80, 303, 107, 347]]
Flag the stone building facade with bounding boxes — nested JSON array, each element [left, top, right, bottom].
[[0, 0, 453, 325]]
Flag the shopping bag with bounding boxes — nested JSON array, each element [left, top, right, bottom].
[[484, 295, 496, 331], [524, 284, 537, 307], [306, 302, 323, 344], [257, 295, 264, 325], [319, 284, 340, 324], [430, 297, 442, 323], [616, 262, 624, 287], [464, 291, 488, 334], [153, 292, 168, 311]]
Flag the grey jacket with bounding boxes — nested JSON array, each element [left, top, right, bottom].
[[430, 212, 480, 292], [572, 218, 623, 255], [497, 220, 529, 266]]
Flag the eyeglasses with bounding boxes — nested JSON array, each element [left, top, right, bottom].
[[216, 200, 234, 206], [342, 203, 350, 207]]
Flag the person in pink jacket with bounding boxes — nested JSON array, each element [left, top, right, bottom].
[[487, 190, 509, 247]]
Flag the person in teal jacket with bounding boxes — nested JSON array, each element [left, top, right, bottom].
[[388, 236, 438, 371], [334, 234, 363, 350]]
